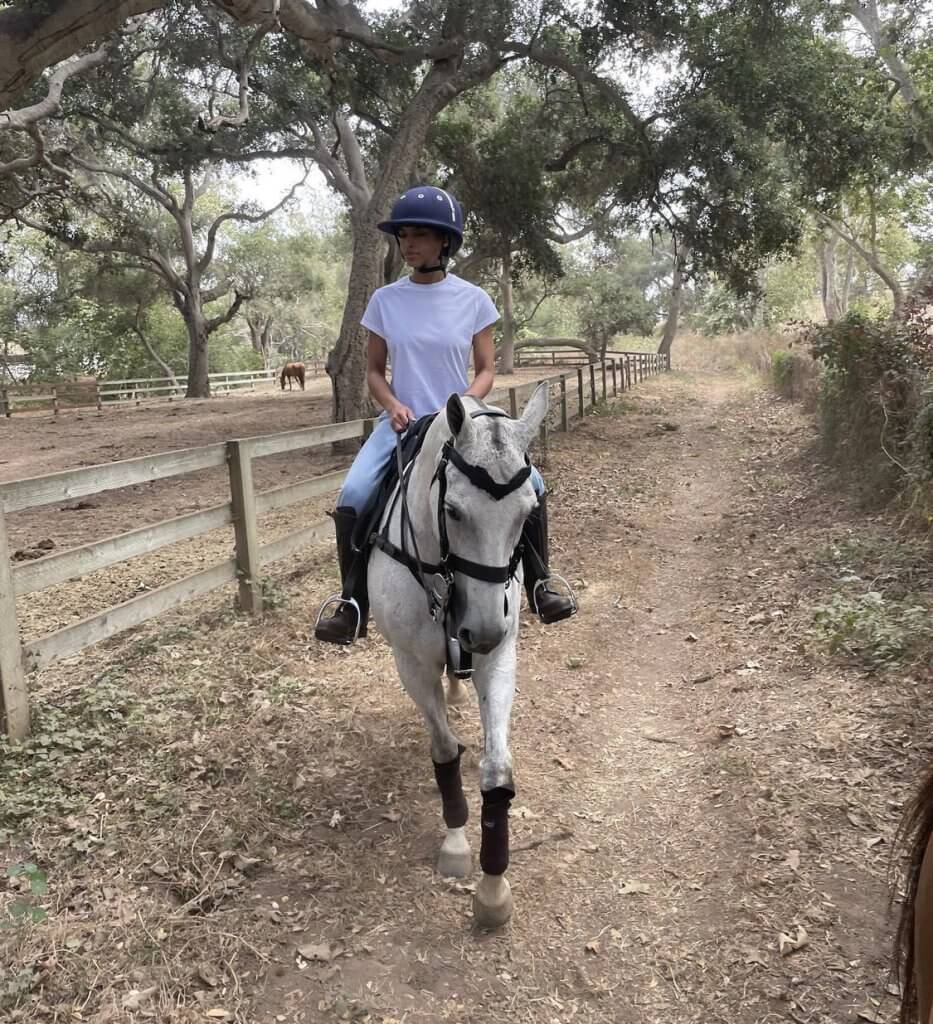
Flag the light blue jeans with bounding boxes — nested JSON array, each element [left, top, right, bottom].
[[338, 414, 545, 513]]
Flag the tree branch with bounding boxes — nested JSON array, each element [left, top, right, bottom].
[[199, 16, 275, 131], [198, 165, 308, 273], [814, 209, 904, 314], [206, 289, 245, 332]]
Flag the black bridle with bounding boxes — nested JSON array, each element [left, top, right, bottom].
[[373, 410, 533, 631]]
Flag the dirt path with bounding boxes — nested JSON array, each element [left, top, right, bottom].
[[2, 370, 920, 1024]]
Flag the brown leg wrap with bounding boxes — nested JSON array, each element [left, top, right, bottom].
[[480, 786, 513, 876], [433, 745, 468, 829]]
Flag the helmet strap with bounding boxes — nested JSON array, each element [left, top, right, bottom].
[[398, 233, 450, 277]]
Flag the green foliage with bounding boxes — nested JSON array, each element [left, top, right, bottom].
[[3, 862, 48, 934], [771, 350, 795, 397], [812, 591, 933, 672], [805, 305, 933, 513]]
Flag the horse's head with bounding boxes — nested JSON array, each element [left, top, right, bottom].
[[438, 384, 549, 655]]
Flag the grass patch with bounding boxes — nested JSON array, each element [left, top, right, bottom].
[[809, 535, 933, 674]]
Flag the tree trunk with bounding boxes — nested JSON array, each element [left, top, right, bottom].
[[818, 233, 842, 321], [839, 246, 855, 315], [185, 303, 211, 398], [658, 245, 689, 357], [498, 249, 515, 375], [327, 214, 383, 422]]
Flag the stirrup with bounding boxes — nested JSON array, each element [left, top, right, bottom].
[[446, 634, 473, 680], [314, 594, 362, 643], [531, 573, 578, 619]]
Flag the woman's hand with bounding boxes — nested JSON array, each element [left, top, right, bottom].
[[389, 402, 415, 433]]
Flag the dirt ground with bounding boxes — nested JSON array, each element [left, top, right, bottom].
[[1, 366, 930, 1024]]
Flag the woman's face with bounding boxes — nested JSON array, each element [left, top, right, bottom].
[[397, 225, 446, 267]]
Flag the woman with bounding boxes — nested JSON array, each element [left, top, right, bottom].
[[315, 185, 575, 645]]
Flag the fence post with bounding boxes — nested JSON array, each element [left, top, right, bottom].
[[227, 439, 264, 616], [559, 374, 568, 431], [577, 367, 584, 419], [508, 387, 518, 419], [611, 360, 617, 396], [601, 360, 607, 401], [0, 504, 30, 743], [589, 363, 597, 409], [0, 387, 8, 418], [51, 387, 59, 417], [625, 357, 632, 390]]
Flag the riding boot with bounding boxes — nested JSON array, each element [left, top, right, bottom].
[[314, 506, 369, 644], [521, 495, 577, 625]]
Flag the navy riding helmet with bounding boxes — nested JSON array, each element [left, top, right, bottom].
[[377, 185, 464, 257]]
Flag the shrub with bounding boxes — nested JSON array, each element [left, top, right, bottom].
[[771, 349, 795, 397], [802, 297, 933, 515]]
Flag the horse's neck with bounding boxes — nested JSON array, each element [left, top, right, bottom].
[[386, 412, 452, 561]]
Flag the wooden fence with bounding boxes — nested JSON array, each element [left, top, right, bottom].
[[0, 352, 668, 741], [0, 364, 328, 417]]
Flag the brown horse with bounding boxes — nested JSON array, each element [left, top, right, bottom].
[[280, 361, 305, 391], [894, 765, 933, 1024]]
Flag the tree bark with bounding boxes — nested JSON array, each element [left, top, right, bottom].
[[0, 0, 167, 110], [327, 213, 383, 422], [498, 249, 515, 375], [818, 232, 842, 321], [184, 300, 211, 398], [658, 245, 689, 357], [818, 213, 904, 317]]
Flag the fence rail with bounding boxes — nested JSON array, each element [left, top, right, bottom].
[[0, 352, 669, 741], [1, 364, 328, 417]]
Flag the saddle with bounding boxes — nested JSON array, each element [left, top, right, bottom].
[[351, 412, 437, 555]]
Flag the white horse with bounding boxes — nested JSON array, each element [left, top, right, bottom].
[[368, 384, 549, 927]]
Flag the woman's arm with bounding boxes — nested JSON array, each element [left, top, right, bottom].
[[367, 330, 414, 431], [464, 324, 496, 400]]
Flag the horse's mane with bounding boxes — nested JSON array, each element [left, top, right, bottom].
[[894, 762, 933, 1024]]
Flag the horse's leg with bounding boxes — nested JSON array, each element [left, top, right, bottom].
[[471, 646, 517, 928], [393, 649, 472, 878]]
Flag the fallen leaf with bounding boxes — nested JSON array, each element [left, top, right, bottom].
[[297, 942, 333, 963], [685, 632, 699, 643], [584, 939, 600, 955], [744, 948, 768, 967], [328, 810, 344, 829], [122, 987, 157, 1010], [618, 880, 650, 896], [566, 655, 586, 669], [785, 849, 801, 872], [381, 810, 401, 822], [513, 806, 537, 820], [206, 1010, 231, 1021], [197, 963, 221, 988], [778, 925, 809, 956]]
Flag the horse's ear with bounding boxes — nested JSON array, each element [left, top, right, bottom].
[[446, 393, 475, 443], [515, 382, 549, 448]]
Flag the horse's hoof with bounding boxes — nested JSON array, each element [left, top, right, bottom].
[[437, 827, 471, 878], [473, 873, 513, 928], [446, 677, 470, 706]]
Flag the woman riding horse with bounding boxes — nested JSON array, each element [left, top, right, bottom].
[[314, 184, 575, 644]]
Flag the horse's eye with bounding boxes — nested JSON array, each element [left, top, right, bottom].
[[445, 504, 463, 522]]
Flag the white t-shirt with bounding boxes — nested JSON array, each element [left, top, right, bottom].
[[361, 274, 499, 418]]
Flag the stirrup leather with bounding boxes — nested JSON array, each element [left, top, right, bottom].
[[314, 594, 363, 642], [531, 573, 578, 618]]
